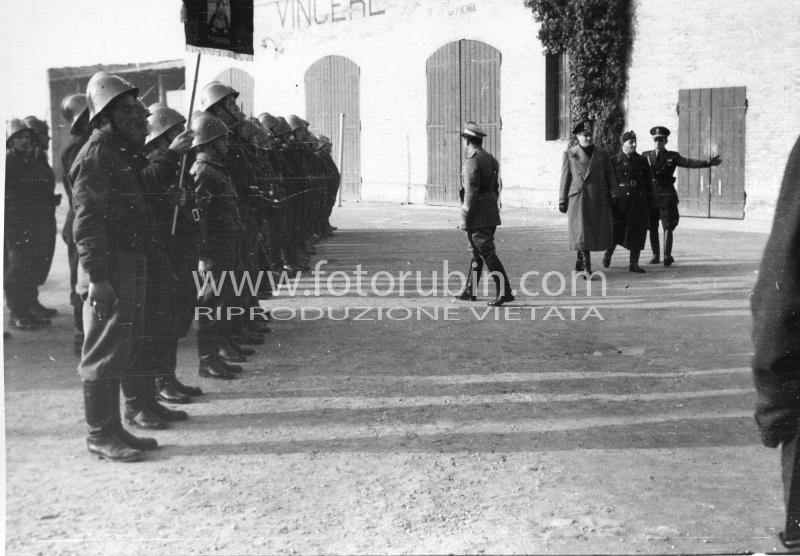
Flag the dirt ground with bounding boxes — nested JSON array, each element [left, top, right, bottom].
[[3, 201, 789, 555]]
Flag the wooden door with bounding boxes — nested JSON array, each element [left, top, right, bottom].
[[426, 40, 501, 206], [677, 87, 746, 219], [304, 56, 361, 200]]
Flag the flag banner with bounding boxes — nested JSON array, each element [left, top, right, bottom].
[[183, 0, 254, 60]]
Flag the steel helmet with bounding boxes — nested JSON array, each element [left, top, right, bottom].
[[146, 105, 186, 146], [86, 72, 139, 124], [201, 81, 239, 110], [258, 113, 280, 134], [61, 94, 88, 124], [6, 118, 33, 143], [148, 102, 168, 112], [191, 113, 229, 148], [287, 114, 309, 131], [23, 116, 49, 136], [276, 117, 293, 137]]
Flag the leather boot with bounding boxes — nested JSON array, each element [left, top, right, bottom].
[[629, 249, 645, 273], [199, 356, 238, 380], [171, 376, 204, 397], [123, 375, 168, 430], [219, 336, 247, 362], [574, 250, 584, 272], [663, 230, 675, 267], [454, 257, 482, 301], [648, 214, 661, 264], [581, 250, 593, 275], [148, 400, 189, 422], [230, 338, 255, 356], [109, 381, 158, 451], [156, 377, 192, 404], [603, 246, 614, 268], [84, 380, 143, 462], [484, 254, 515, 306]]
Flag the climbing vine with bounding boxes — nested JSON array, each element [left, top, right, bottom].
[[524, 0, 633, 153]]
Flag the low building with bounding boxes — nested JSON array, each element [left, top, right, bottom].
[[48, 59, 185, 179], [189, 0, 798, 222]]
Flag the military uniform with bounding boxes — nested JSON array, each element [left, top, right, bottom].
[[559, 120, 616, 274], [192, 149, 245, 377], [456, 121, 514, 306], [603, 131, 653, 272], [61, 108, 91, 348], [5, 130, 55, 326], [641, 125, 720, 266]]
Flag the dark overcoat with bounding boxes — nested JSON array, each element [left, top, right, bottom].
[[610, 151, 652, 251], [559, 145, 616, 251], [460, 147, 501, 230], [752, 134, 800, 448]]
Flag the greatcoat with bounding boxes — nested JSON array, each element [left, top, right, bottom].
[[559, 145, 616, 251]]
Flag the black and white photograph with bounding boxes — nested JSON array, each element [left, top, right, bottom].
[[2, 0, 800, 554]]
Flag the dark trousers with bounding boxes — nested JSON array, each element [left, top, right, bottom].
[[4, 228, 38, 316], [77, 251, 148, 382], [67, 238, 83, 333], [196, 237, 238, 358], [31, 219, 56, 286], [466, 227, 511, 296]]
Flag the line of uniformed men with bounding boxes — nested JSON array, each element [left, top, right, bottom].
[[40, 70, 341, 462]]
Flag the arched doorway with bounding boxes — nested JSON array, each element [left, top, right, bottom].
[[426, 40, 501, 205], [305, 55, 361, 201], [213, 67, 255, 117]]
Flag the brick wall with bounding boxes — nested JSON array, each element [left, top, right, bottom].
[[189, 0, 799, 222]]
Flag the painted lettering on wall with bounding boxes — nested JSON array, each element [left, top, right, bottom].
[[447, 3, 476, 16], [264, 0, 386, 29]]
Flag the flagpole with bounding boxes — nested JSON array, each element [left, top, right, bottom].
[[172, 50, 202, 236]]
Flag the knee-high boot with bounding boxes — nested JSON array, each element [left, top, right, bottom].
[[581, 250, 593, 275], [664, 230, 674, 267], [84, 379, 143, 462], [455, 257, 483, 301], [649, 218, 661, 263], [629, 249, 645, 273], [484, 254, 515, 306]]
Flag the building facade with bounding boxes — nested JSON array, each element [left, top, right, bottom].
[[188, 0, 800, 222]]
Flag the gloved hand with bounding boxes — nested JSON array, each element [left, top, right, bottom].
[[558, 201, 568, 214], [709, 154, 723, 166], [53, 193, 63, 206]]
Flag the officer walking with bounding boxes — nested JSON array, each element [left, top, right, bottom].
[[642, 126, 722, 266], [559, 119, 616, 275], [71, 72, 190, 461], [60, 94, 91, 353], [453, 121, 514, 306], [603, 131, 653, 273]]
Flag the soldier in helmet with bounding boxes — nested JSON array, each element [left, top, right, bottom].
[[278, 116, 313, 271], [5, 119, 53, 329], [60, 93, 91, 353], [314, 134, 340, 236], [22, 115, 60, 318], [259, 113, 301, 273], [453, 121, 514, 306], [642, 126, 722, 266], [118, 105, 204, 431], [70, 72, 193, 462], [201, 81, 267, 346], [191, 112, 247, 380]]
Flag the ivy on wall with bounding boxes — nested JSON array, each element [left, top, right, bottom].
[[524, 0, 633, 153]]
